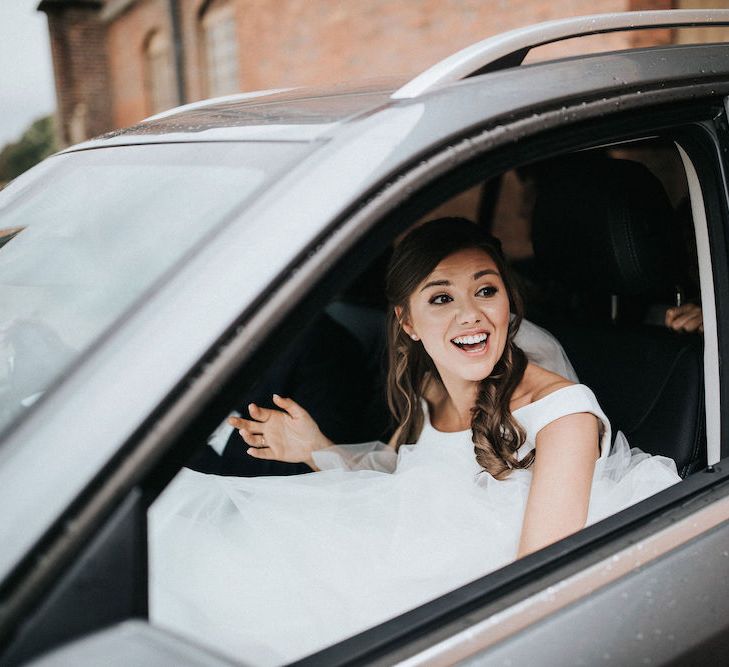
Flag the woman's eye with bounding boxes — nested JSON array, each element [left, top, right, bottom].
[[429, 294, 452, 305], [477, 286, 498, 297]]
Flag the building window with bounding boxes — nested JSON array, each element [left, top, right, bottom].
[[144, 30, 177, 115], [200, 0, 240, 97]]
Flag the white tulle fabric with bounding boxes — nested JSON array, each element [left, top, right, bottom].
[[148, 384, 680, 666]]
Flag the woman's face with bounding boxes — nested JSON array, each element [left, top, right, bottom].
[[400, 247, 511, 386]]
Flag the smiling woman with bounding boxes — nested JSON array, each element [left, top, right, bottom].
[[386, 221, 521, 460], [148, 218, 680, 665]]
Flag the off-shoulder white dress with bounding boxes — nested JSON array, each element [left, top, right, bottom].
[[149, 384, 679, 666]]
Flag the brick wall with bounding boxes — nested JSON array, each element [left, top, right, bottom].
[[40, 0, 113, 145], [223, 0, 634, 92], [179, 0, 207, 104], [43, 0, 684, 137], [106, 0, 172, 126]]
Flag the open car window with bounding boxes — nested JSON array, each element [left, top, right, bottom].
[[146, 134, 709, 665]]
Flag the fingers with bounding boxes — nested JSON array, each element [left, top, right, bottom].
[[227, 416, 266, 447], [239, 429, 266, 448], [227, 397, 304, 423], [227, 416, 262, 433], [272, 393, 306, 418], [674, 314, 702, 332], [665, 305, 685, 327], [247, 403, 276, 422], [665, 304, 695, 322], [246, 446, 275, 459], [665, 304, 703, 333]]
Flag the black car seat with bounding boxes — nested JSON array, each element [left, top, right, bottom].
[[531, 155, 706, 477]]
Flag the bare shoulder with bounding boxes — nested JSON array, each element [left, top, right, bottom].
[[516, 366, 601, 458], [530, 364, 575, 402], [513, 363, 575, 410]]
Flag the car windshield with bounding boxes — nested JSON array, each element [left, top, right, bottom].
[[0, 141, 309, 439]]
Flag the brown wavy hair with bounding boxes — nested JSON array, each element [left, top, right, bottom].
[[385, 217, 531, 479]]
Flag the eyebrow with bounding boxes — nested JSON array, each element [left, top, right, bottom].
[[419, 269, 500, 292], [473, 269, 500, 280]]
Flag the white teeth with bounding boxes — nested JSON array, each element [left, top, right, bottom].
[[452, 333, 488, 345]]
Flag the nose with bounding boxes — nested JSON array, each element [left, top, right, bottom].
[[457, 298, 482, 325]]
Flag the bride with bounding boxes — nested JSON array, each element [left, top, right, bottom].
[[149, 217, 680, 665]]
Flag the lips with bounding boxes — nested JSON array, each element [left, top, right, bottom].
[[451, 331, 489, 354]]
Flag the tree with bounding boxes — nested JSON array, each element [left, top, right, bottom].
[[0, 115, 57, 185]]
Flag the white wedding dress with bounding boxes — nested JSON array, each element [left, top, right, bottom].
[[148, 384, 680, 665]]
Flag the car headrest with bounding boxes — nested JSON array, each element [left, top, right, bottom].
[[532, 156, 679, 297]]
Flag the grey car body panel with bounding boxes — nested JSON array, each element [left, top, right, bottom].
[[459, 518, 729, 666], [2, 40, 729, 663]]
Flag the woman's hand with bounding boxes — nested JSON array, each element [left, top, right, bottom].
[[227, 394, 333, 469], [665, 303, 703, 333]]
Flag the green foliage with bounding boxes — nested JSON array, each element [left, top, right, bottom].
[[0, 115, 57, 184]]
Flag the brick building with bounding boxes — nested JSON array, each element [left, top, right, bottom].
[[38, 0, 728, 146]]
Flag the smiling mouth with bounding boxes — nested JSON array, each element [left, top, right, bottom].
[[451, 333, 489, 354]]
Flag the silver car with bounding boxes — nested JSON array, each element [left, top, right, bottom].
[[2, 9, 729, 666]]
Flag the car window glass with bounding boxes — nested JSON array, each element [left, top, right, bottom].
[[0, 142, 309, 439], [148, 139, 704, 664]]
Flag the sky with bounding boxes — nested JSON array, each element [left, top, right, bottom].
[[0, 0, 56, 149]]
